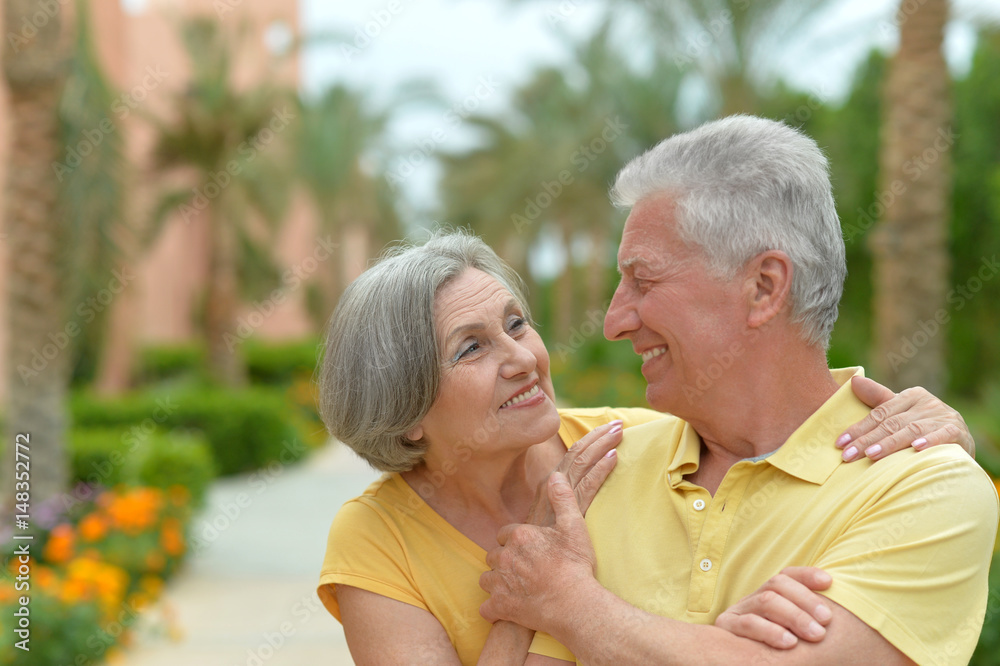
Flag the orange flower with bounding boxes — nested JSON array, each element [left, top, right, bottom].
[[160, 518, 186, 557], [43, 523, 76, 564], [107, 488, 163, 535], [168, 485, 190, 507], [34, 566, 58, 592], [79, 512, 109, 542]]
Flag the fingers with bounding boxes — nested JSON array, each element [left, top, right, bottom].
[[716, 609, 799, 649], [776, 566, 833, 593], [837, 384, 973, 461], [548, 473, 586, 532], [716, 568, 834, 647], [849, 375, 896, 409], [575, 448, 617, 516], [559, 421, 623, 486]]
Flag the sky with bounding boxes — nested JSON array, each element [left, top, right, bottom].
[[298, 0, 986, 220]]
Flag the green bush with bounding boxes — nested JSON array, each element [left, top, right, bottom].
[[70, 427, 215, 505], [137, 344, 205, 383], [971, 554, 1000, 665], [71, 385, 309, 477], [245, 338, 322, 385]]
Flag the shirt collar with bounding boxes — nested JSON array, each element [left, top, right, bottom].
[[665, 367, 870, 487]]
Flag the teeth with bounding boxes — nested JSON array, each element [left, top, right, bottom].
[[641, 347, 667, 362], [502, 385, 540, 408]]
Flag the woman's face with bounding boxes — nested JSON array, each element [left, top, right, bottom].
[[408, 268, 560, 461]]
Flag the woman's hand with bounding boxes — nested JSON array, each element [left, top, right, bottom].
[[526, 421, 623, 527], [839, 376, 974, 462], [714, 567, 833, 649]]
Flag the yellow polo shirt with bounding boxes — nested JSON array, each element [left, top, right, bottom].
[[531, 368, 999, 665], [318, 407, 665, 665]]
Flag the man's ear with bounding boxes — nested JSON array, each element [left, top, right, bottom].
[[405, 424, 424, 442], [746, 250, 793, 329]]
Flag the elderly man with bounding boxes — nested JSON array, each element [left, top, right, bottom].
[[479, 115, 998, 665]]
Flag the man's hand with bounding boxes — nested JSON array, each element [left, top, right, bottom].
[[714, 567, 833, 649], [526, 422, 622, 527], [839, 376, 974, 461], [480, 472, 597, 630]]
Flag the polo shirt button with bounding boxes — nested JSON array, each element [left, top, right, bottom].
[[693, 499, 706, 511], [700, 558, 712, 572]]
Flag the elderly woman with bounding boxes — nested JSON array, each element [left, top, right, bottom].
[[317, 231, 972, 665]]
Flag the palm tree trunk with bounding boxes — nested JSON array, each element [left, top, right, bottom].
[[205, 198, 246, 386], [3, 0, 70, 507], [554, 219, 575, 343], [868, 0, 951, 393]]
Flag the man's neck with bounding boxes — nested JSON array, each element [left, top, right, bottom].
[[683, 349, 840, 495]]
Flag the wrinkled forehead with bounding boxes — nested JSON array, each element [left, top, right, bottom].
[[434, 268, 520, 331]]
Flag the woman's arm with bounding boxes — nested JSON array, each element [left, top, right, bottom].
[[338, 585, 462, 665], [841, 376, 974, 461]]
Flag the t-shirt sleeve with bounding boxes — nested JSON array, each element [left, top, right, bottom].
[[529, 631, 576, 661], [813, 449, 999, 666], [317, 498, 426, 621]]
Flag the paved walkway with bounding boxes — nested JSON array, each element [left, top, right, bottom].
[[121, 442, 380, 665]]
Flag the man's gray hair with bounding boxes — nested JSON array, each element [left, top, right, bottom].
[[611, 115, 846, 349], [318, 230, 532, 472]]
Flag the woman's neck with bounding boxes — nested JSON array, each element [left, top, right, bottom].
[[401, 432, 566, 549]]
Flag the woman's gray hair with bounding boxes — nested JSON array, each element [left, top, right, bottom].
[[318, 230, 532, 473], [610, 115, 846, 349]]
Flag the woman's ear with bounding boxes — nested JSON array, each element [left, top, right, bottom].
[[405, 424, 424, 442], [746, 250, 793, 330]]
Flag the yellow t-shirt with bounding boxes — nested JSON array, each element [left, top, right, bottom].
[[531, 368, 1000, 665], [317, 406, 665, 665]]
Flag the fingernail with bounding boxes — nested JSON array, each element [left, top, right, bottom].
[[605, 448, 617, 458], [865, 444, 882, 458], [842, 445, 858, 461], [608, 424, 622, 435], [808, 621, 825, 638], [781, 631, 797, 647], [835, 433, 852, 448], [815, 604, 831, 622], [912, 437, 928, 450]]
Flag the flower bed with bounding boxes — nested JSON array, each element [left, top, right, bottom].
[[0, 485, 193, 665]]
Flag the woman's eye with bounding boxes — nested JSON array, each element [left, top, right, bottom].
[[456, 341, 480, 360], [509, 316, 526, 331]]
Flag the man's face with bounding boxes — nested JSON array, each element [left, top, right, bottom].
[[604, 193, 749, 415]]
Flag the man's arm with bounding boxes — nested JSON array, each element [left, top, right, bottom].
[[480, 474, 915, 665]]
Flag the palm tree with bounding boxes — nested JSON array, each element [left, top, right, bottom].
[[296, 85, 399, 318], [149, 17, 294, 386], [868, 0, 951, 393], [2, 0, 72, 506]]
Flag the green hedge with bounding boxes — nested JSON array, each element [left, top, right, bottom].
[[971, 554, 1000, 665], [137, 339, 322, 386], [70, 427, 215, 505], [71, 386, 309, 477]]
